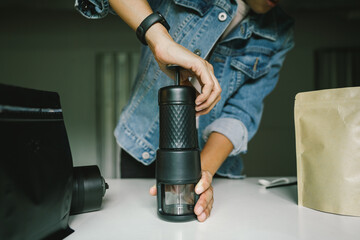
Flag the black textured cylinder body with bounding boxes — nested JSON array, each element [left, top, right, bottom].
[[158, 86, 198, 149], [156, 85, 201, 222]]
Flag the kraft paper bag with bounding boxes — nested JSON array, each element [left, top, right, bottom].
[[294, 87, 360, 216]]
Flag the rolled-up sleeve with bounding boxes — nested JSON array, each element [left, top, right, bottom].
[[202, 117, 248, 156], [74, 0, 115, 19], [202, 29, 294, 158]]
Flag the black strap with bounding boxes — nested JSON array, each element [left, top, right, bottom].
[[136, 11, 170, 45]]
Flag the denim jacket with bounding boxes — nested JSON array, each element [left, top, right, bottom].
[[75, 0, 294, 178]]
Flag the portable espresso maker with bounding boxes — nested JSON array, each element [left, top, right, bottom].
[[156, 65, 202, 222]]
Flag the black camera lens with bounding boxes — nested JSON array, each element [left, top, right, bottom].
[[70, 165, 109, 215]]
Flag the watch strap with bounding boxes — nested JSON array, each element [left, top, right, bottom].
[[136, 11, 170, 45]]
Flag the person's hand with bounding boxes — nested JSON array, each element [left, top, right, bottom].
[[146, 23, 222, 116], [149, 170, 214, 222], [194, 170, 214, 222]]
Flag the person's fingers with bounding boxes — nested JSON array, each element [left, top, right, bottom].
[[153, 41, 208, 85], [208, 197, 214, 212], [195, 68, 221, 112], [205, 198, 214, 218], [152, 40, 220, 112], [198, 198, 214, 222], [196, 94, 221, 116], [192, 61, 215, 105], [195, 170, 213, 195], [149, 184, 157, 196], [194, 185, 213, 214], [197, 211, 206, 222], [196, 64, 221, 108], [197, 195, 214, 222], [194, 171, 213, 217]]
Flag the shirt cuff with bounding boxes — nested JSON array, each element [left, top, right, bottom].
[[202, 118, 248, 156], [75, 0, 114, 19]]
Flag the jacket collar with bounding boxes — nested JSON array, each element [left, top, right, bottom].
[[220, 7, 279, 43], [173, 0, 235, 16], [249, 9, 278, 41], [173, 0, 279, 42]]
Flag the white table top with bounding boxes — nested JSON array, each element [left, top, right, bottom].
[[66, 178, 359, 240]]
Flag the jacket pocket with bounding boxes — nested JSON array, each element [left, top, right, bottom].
[[230, 47, 273, 79], [173, 0, 212, 16]]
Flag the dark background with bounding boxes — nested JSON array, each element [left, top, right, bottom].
[[1, 0, 360, 177]]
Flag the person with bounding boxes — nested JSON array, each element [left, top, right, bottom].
[[75, 0, 294, 222]]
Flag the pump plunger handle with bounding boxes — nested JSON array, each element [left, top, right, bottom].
[[166, 64, 181, 86], [175, 67, 180, 86]]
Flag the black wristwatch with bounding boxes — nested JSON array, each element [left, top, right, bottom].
[[136, 11, 170, 45]]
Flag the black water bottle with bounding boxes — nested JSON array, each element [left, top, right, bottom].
[[156, 65, 201, 222]]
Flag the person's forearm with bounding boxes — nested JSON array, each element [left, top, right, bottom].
[[200, 132, 234, 176], [109, 0, 222, 115], [108, 0, 153, 31], [109, 0, 172, 50]]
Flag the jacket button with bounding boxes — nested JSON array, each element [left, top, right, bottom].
[[218, 12, 227, 22], [142, 152, 150, 160], [194, 49, 201, 56], [240, 25, 245, 34]]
